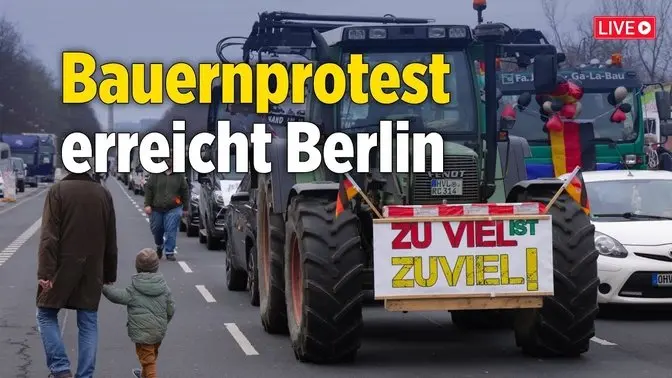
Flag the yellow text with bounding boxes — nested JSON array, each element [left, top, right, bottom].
[[391, 249, 539, 291], [60, 51, 452, 113]]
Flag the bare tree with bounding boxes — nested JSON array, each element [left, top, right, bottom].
[[0, 17, 101, 134], [540, 0, 671, 82]]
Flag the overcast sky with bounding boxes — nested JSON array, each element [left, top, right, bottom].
[[0, 0, 594, 125]]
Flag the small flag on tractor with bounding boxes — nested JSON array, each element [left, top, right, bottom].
[[335, 173, 362, 218], [565, 167, 590, 215]]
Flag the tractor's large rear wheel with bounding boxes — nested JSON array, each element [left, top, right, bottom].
[[513, 190, 599, 357], [285, 196, 364, 363], [257, 177, 288, 334]]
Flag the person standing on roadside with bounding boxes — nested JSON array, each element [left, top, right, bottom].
[[36, 166, 118, 378], [144, 153, 189, 261]]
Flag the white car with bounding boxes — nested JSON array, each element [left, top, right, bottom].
[[576, 170, 672, 305]]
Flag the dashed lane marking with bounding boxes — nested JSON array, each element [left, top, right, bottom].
[[0, 218, 42, 267], [591, 336, 617, 346], [178, 261, 192, 273], [196, 285, 216, 303], [225, 323, 259, 356]]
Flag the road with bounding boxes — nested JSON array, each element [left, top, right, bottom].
[[1, 178, 672, 377]]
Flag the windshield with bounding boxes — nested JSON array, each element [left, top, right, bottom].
[[12, 152, 35, 165], [41, 144, 55, 153], [340, 51, 476, 133], [587, 179, 672, 220], [500, 90, 638, 143], [10, 159, 23, 170]]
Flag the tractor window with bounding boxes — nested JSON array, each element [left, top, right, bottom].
[[501, 90, 638, 144], [339, 51, 476, 134]]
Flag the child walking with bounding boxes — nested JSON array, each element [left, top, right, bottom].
[[102, 248, 175, 378]]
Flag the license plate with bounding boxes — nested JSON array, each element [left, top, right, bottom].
[[430, 179, 463, 196], [652, 273, 672, 287]]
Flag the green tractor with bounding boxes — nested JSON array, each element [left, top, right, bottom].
[[210, 6, 598, 364]]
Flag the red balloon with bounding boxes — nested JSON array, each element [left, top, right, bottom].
[[551, 82, 569, 97], [610, 108, 627, 123], [560, 103, 577, 119], [546, 114, 564, 131], [567, 82, 584, 100], [501, 104, 516, 120]]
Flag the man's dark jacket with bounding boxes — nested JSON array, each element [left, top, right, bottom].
[[144, 172, 189, 211], [37, 173, 118, 311]]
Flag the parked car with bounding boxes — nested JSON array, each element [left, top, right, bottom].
[[224, 174, 259, 305], [564, 170, 672, 306], [180, 165, 201, 237], [130, 167, 148, 195], [0, 174, 4, 198], [197, 156, 244, 250]]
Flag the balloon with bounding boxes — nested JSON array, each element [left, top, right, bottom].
[[551, 81, 569, 97], [567, 81, 584, 101], [546, 114, 563, 131], [517, 92, 532, 108], [542, 101, 554, 114], [501, 104, 516, 120], [619, 102, 632, 113], [610, 108, 627, 123], [551, 98, 564, 112], [560, 103, 578, 119], [613, 86, 628, 104]]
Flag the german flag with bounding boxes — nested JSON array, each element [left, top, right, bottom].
[[549, 121, 597, 177], [335, 175, 359, 218], [565, 168, 590, 215]]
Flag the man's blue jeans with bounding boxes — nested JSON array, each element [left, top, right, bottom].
[[37, 307, 98, 378], [150, 206, 182, 254]]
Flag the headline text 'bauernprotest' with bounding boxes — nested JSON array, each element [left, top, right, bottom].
[[61, 121, 444, 175], [60, 52, 453, 113]]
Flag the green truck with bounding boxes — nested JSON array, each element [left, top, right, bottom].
[[497, 65, 647, 179]]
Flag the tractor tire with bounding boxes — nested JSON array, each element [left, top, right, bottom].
[[248, 245, 260, 307], [198, 218, 207, 244], [256, 177, 288, 334], [186, 224, 199, 237], [285, 196, 364, 363], [451, 310, 513, 330], [226, 238, 247, 291], [512, 190, 599, 358]]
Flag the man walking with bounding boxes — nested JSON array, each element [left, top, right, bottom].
[[36, 168, 118, 378], [144, 154, 189, 261]]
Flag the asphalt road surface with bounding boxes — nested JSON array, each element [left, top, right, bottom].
[[2, 178, 672, 377]]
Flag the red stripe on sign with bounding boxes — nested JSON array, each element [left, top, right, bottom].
[[383, 202, 544, 218], [437, 206, 464, 216]]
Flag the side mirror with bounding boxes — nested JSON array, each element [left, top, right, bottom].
[[533, 54, 558, 93], [661, 123, 672, 137], [311, 28, 332, 63], [655, 92, 671, 121], [230, 191, 250, 203]]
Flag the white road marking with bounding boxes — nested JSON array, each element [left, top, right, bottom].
[[225, 323, 259, 356], [195, 285, 216, 303], [591, 336, 617, 346], [0, 218, 42, 268], [178, 261, 192, 273]]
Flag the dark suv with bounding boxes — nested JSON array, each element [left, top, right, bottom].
[[197, 158, 244, 251], [224, 174, 259, 306]]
